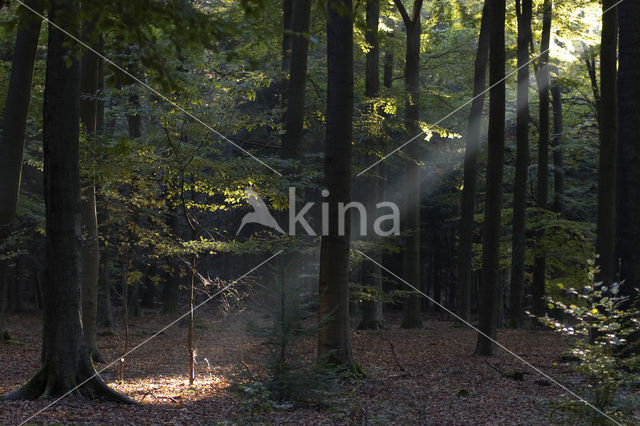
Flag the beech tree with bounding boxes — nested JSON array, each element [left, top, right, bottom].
[[2, 0, 132, 402], [393, 0, 424, 329], [79, 16, 104, 363], [281, 0, 311, 160], [615, 0, 639, 302], [317, 0, 356, 368], [595, 0, 618, 287], [475, 0, 505, 356], [531, 0, 552, 317], [508, 0, 532, 328], [456, 1, 489, 322], [359, 0, 384, 330], [0, 0, 43, 341]]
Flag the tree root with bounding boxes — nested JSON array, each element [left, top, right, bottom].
[[1, 361, 137, 404]]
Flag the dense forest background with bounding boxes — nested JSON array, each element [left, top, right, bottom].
[[0, 0, 639, 424]]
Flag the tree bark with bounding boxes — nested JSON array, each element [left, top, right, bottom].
[[2, 0, 132, 402], [359, 0, 384, 330], [509, 0, 532, 329], [0, 0, 43, 341], [531, 0, 551, 317], [317, 0, 355, 368], [551, 81, 564, 214], [457, 1, 489, 323], [595, 0, 618, 286], [475, 0, 505, 356], [281, 0, 311, 160], [394, 0, 424, 330], [615, 0, 639, 302], [383, 32, 394, 89], [79, 18, 103, 362]]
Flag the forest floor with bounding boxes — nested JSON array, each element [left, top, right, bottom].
[[0, 305, 607, 425]]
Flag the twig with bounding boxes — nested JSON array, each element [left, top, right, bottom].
[[381, 336, 406, 372]]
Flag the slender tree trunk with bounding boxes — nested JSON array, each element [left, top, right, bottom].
[[79, 18, 103, 362], [531, 0, 551, 317], [360, 0, 384, 330], [317, 0, 355, 368], [95, 47, 113, 328], [615, 0, 640, 305], [394, 0, 424, 329], [509, 0, 532, 329], [0, 0, 43, 341], [551, 81, 564, 214], [595, 0, 618, 286], [282, 0, 311, 160], [383, 32, 394, 89], [2, 0, 132, 402], [585, 55, 602, 125], [475, 0, 505, 356], [457, 1, 489, 322]]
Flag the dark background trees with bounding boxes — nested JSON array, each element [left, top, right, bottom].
[[0, 0, 637, 422]]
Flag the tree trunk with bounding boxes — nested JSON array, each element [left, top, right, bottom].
[[551, 81, 564, 214], [531, 0, 551, 317], [383, 32, 394, 89], [457, 1, 489, 323], [508, 0, 532, 329], [317, 0, 355, 368], [360, 0, 384, 330], [281, 0, 311, 160], [0, 0, 43, 341], [2, 0, 132, 402], [615, 0, 639, 302], [475, 0, 505, 356], [394, 0, 424, 330], [79, 19, 103, 362], [595, 0, 618, 286]]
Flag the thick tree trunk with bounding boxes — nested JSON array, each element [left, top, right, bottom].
[[79, 20, 103, 362], [595, 0, 618, 286], [317, 0, 355, 368], [615, 0, 639, 302], [0, 0, 43, 341], [475, 0, 505, 356], [360, 0, 384, 330], [457, 1, 489, 323], [394, 0, 424, 330], [551, 81, 564, 214], [509, 0, 532, 329], [2, 0, 132, 402], [531, 0, 551, 317], [281, 0, 311, 160]]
